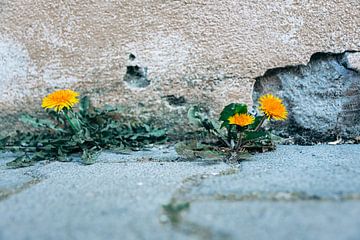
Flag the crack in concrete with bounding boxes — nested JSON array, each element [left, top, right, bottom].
[[160, 165, 240, 240], [0, 178, 41, 202], [0, 164, 44, 202], [161, 157, 360, 239], [172, 220, 233, 240], [171, 166, 240, 202], [195, 192, 360, 202]]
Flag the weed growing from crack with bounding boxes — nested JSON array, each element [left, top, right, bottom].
[[177, 94, 288, 161], [162, 200, 190, 226], [0, 90, 167, 168]]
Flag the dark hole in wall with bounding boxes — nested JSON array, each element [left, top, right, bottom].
[[162, 95, 187, 106], [123, 66, 150, 88], [253, 51, 360, 145], [123, 54, 150, 88], [129, 53, 136, 61]]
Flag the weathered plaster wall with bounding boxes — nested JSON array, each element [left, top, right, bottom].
[[0, 0, 359, 135]]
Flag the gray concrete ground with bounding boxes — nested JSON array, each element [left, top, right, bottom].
[[0, 144, 359, 240]]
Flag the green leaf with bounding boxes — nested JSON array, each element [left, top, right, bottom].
[[243, 130, 269, 141], [6, 155, 35, 168], [31, 151, 49, 161], [0, 136, 10, 148], [81, 148, 99, 165], [240, 130, 275, 152], [79, 96, 90, 115], [19, 114, 64, 132], [219, 103, 248, 128]]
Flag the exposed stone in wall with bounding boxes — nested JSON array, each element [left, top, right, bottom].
[[253, 52, 360, 144]]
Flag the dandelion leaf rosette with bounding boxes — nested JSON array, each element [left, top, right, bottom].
[[219, 103, 248, 128], [3, 95, 167, 168]]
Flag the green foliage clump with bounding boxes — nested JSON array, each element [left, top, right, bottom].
[[162, 201, 190, 225], [0, 96, 167, 168], [177, 94, 288, 161]]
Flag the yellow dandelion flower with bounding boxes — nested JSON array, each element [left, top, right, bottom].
[[258, 94, 288, 121], [42, 89, 80, 112], [228, 113, 255, 127]]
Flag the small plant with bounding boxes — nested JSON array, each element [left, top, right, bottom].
[[162, 201, 190, 225], [177, 94, 288, 161], [1, 89, 167, 168]]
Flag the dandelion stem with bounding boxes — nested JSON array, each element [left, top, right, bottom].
[[63, 110, 78, 133], [254, 115, 267, 131], [235, 132, 243, 151]]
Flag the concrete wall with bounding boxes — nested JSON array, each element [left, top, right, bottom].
[[0, 0, 359, 135]]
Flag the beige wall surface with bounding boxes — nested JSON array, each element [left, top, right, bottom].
[[0, 0, 359, 134]]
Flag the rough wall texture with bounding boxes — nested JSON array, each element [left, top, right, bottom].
[[0, 0, 359, 135]]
